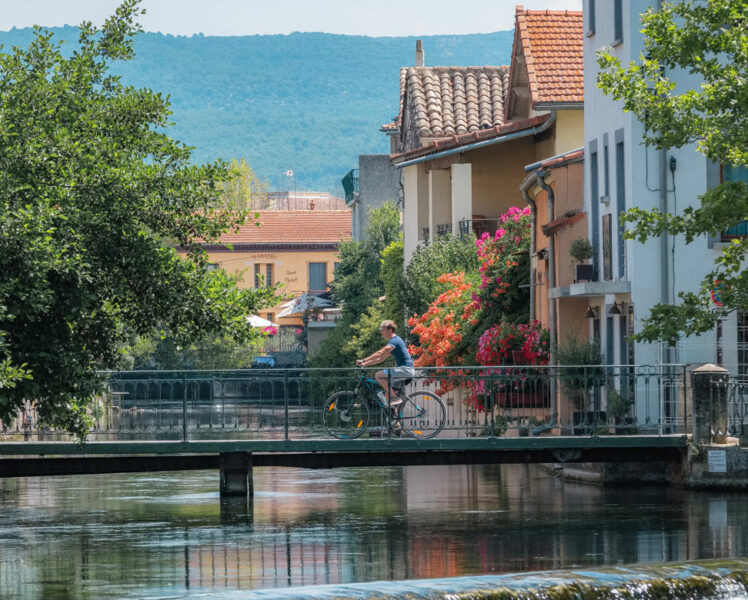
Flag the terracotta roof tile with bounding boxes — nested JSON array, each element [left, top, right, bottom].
[[516, 7, 584, 105], [400, 65, 510, 137], [212, 210, 351, 245]]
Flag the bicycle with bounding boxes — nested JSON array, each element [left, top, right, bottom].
[[322, 368, 446, 439]]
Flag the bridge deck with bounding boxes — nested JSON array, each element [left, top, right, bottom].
[[0, 436, 687, 478]]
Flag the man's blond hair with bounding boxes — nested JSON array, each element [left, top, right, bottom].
[[379, 320, 397, 333]]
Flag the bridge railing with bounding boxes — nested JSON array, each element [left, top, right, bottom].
[[0, 365, 688, 441], [727, 376, 748, 440]]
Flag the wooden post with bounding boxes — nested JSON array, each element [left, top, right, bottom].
[[219, 451, 253, 498], [691, 364, 729, 444]]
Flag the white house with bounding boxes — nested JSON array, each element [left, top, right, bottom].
[[581, 0, 747, 375]]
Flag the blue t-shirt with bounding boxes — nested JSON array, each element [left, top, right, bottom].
[[387, 334, 414, 367]]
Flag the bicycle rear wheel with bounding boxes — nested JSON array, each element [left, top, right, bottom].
[[399, 390, 445, 439], [323, 391, 369, 439]]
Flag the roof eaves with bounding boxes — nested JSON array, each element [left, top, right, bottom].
[[390, 113, 550, 165]]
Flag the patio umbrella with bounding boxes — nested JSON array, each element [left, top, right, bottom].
[[246, 314, 278, 328], [275, 294, 333, 318]]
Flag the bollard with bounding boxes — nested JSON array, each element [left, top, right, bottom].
[[219, 451, 253, 498], [691, 364, 729, 444]]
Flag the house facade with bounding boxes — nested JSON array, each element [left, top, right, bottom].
[[200, 210, 351, 327], [582, 0, 746, 375], [390, 8, 584, 263]]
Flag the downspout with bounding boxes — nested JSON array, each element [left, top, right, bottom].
[[519, 176, 538, 322], [536, 169, 558, 425], [656, 0, 670, 365]]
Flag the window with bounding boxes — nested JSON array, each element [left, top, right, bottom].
[[613, 0, 623, 45], [603, 140, 610, 201], [590, 147, 600, 279], [254, 263, 274, 288], [205, 262, 218, 272], [266, 313, 274, 323], [265, 263, 274, 287], [308, 263, 327, 295], [721, 165, 748, 240], [602, 214, 612, 281], [586, 0, 595, 36], [606, 316, 615, 365], [616, 139, 626, 278]]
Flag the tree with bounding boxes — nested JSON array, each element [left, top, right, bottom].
[[216, 157, 269, 210], [597, 0, 748, 344], [307, 202, 401, 368], [0, 1, 275, 435]]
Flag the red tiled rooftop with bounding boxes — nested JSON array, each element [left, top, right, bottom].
[[516, 6, 584, 105], [214, 210, 351, 245]]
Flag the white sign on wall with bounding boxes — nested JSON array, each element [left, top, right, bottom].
[[707, 450, 727, 473]]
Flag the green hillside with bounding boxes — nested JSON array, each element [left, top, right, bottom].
[[0, 27, 513, 193]]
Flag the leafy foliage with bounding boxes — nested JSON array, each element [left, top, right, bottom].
[[0, 2, 275, 435], [402, 234, 479, 319], [308, 203, 401, 368], [0, 26, 514, 193], [380, 240, 405, 331], [597, 0, 748, 344], [216, 158, 269, 210]]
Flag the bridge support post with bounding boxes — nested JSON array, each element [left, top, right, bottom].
[[691, 364, 729, 444], [219, 451, 253, 499]]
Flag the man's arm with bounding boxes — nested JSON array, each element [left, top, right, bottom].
[[356, 344, 393, 367]]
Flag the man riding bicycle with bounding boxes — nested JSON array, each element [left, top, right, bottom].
[[356, 320, 415, 411]]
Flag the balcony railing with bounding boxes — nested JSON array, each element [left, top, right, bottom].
[[436, 223, 452, 237], [341, 169, 359, 206], [421, 227, 430, 239], [458, 218, 501, 239]]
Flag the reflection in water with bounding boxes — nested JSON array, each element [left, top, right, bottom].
[[1, 465, 747, 599]]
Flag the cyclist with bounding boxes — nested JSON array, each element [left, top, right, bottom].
[[356, 320, 415, 413]]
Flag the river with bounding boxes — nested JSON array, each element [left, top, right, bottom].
[[1, 464, 747, 599]]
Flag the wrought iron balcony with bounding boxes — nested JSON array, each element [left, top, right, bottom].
[[341, 169, 359, 206], [458, 218, 501, 239], [421, 226, 430, 239], [436, 223, 452, 237]]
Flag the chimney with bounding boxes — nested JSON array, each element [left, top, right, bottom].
[[415, 40, 424, 67]]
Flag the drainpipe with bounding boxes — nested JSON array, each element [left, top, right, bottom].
[[536, 169, 558, 425], [656, 0, 670, 365], [519, 176, 538, 322]]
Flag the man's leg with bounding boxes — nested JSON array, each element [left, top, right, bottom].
[[375, 370, 395, 404]]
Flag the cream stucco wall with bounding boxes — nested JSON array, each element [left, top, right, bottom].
[[203, 248, 341, 326]]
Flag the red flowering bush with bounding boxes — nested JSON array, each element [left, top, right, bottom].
[[477, 321, 550, 366], [407, 272, 474, 368]]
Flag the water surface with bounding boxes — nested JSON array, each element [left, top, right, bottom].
[[1, 464, 747, 599]]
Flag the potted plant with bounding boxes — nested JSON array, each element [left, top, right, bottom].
[[569, 238, 594, 282], [607, 387, 635, 434], [557, 335, 604, 434]]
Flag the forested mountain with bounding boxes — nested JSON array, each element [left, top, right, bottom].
[[0, 27, 513, 193]]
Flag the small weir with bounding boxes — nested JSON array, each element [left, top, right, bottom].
[[239, 561, 748, 600]]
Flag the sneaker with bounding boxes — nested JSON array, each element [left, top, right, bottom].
[[376, 391, 387, 407]]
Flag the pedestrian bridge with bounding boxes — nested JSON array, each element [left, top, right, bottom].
[[0, 365, 741, 497]]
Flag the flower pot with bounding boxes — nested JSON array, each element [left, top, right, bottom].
[[575, 263, 594, 282]]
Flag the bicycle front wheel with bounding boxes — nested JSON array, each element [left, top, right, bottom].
[[399, 390, 446, 439], [323, 391, 369, 439]]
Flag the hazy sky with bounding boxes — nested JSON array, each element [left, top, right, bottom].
[[0, 0, 582, 36]]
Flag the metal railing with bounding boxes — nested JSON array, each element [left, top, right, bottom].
[[727, 377, 748, 439], [0, 365, 688, 442], [436, 223, 452, 237], [458, 218, 501, 239]]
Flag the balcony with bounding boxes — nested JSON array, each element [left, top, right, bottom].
[[341, 169, 359, 206], [436, 223, 452, 237]]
